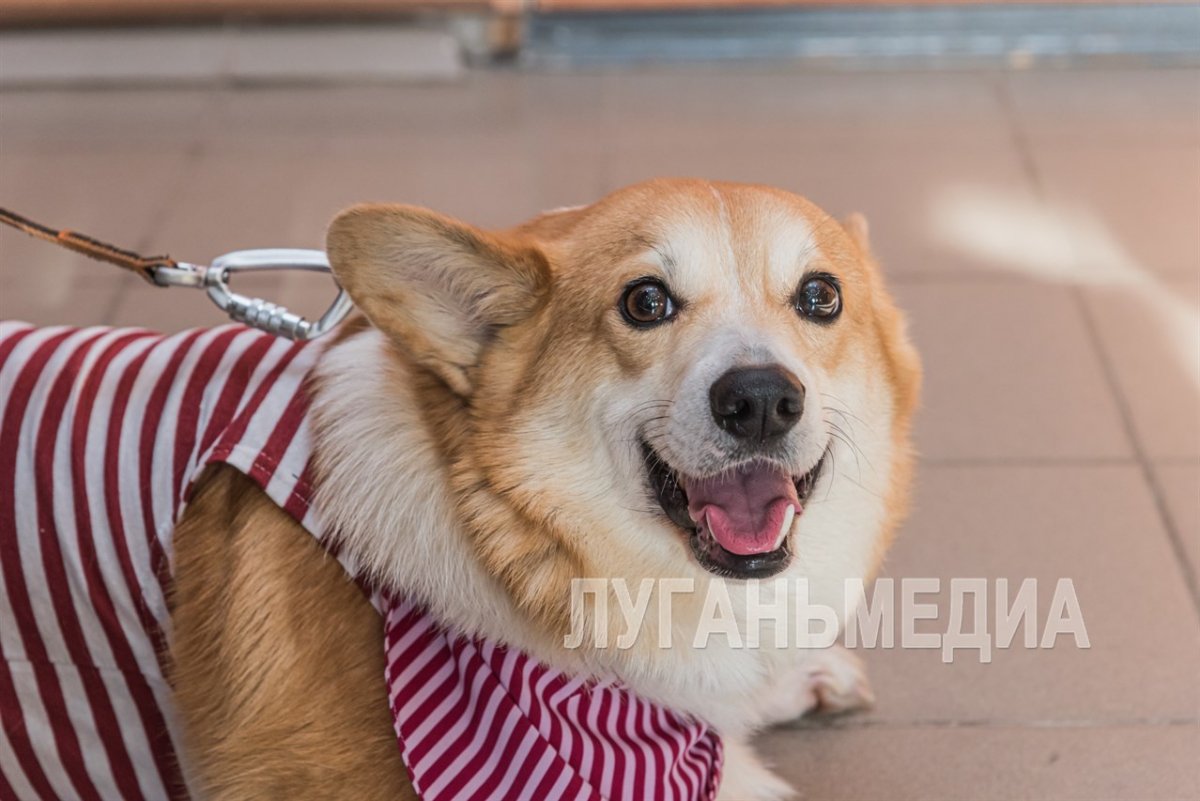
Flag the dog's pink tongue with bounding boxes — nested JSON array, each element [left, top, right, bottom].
[[686, 464, 800, 556]]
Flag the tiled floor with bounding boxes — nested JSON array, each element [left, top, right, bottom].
[[2, 66, 1198, 800]]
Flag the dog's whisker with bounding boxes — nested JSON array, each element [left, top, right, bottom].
[[824, 432, 884, 500], [825, 407, 861, 436], [828, 431, 862, 485], [824, 445, 838, 502], [827, 419, 873, 477], [819, 392, 873, 432], [627, 399, 676, 417]]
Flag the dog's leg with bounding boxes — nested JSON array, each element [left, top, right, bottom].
[[763, 644, 875, 725], [716, 737, 795, 801], [170, 466, 414, 801]]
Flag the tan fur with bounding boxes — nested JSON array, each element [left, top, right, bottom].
[[326, 205, 551, 397], [839, 211, 922, 571], [170, 466, 413, 800]]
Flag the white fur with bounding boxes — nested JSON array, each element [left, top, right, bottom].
[[309, 332, 560, 660]]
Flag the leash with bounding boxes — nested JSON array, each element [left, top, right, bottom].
[[0, 207, 352, 341]]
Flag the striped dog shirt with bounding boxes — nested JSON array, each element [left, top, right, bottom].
[[0, 322, 722, 801]]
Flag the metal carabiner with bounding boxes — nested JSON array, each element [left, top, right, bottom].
[[154, 248, 353, 341]]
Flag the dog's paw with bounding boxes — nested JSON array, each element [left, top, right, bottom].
[[800, 644, 874, 716], [717, 738, 795, 801], [754, 645, 875, 726]]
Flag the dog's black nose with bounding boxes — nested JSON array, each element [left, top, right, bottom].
[[710, 366, 805, 444]]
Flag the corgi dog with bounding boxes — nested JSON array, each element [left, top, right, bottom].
[[2, 178, 919, 801]]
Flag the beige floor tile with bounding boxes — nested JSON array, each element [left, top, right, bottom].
[[1153, 462, 1200, 588], [1006, 68, 1200, 147], [136, 144, 331, 261], [603, 68, 1012, 149], [846, 464, 1200, 725], [1, 277, 123, 328], [1029, 142, 1200, 278], [0, 144, 192, 228], [300, 134, 603, 230], [0, 88, 216, 150], [754, 724, 1200, 801], [1083, 277, 1200, 460], [892, 280, 1131, 460], [208, 73, 606, 148]]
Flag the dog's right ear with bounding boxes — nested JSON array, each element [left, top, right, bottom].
[[326, 204, 550, 397]]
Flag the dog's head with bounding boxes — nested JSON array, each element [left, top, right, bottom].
[[326, 179, 920, 632]]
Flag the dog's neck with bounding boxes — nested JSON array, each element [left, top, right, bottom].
[[308, 326, 578, 667]]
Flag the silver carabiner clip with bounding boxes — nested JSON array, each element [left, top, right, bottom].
[[156, 248, 353, 341]]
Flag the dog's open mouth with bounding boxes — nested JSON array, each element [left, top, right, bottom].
[[644, 443, 827, 579]]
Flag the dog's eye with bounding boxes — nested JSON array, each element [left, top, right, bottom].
[[620, 279, 677, 327], [794, 275, 841, 322]]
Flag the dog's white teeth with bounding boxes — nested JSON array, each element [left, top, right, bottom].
[[774, 505, 796, 549]]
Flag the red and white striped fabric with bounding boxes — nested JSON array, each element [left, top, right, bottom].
[[0, 321, 724, 801], [384, 598, 722, 801], [0, 322, 323, 801]]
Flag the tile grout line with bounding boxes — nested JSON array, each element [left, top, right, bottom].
[[1069, 291, 1200, 617], [783, 715, 1200, 732], [99, 137, 211, 326], [995, 76, 1200, 621], [922, 456, 1143, 468]]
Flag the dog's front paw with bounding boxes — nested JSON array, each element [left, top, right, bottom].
[[717, 738, 795, 801], [799, 644, 874, 716], [755, 644, 875, 726]]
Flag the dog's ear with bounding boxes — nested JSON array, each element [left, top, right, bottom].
[[327, 204, 550, 396], [842, 212, 872, 255]]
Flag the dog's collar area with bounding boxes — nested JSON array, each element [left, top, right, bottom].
[[642, 442, 828, 579]]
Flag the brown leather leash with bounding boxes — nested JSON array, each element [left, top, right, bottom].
[[0, 207, 352, 341], [0, 207, 175, 284]]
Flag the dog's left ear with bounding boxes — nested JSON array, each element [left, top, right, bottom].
[[842, 212, 872, 255], [327, 204, 550, 397]]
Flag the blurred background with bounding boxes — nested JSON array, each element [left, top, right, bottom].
[[1, 1, 1197, 799]]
